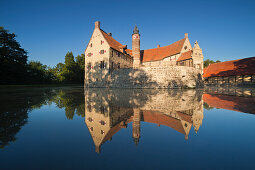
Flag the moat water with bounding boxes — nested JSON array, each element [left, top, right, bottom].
[[1, 86, 255, 170]]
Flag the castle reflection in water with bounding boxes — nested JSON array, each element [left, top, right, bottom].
[[84, 89, 204, 153]]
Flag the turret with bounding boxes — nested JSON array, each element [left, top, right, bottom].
[[132, 25, 141, 68]]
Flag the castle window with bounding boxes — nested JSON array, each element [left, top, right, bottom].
[[90, 43, 92, 47], [87, 63, 91, 70], [118, 53, 120, 57], [90, 127, 93, 131], [117, 63, 120, 69], [100, 106, 105, 114], [101, 40, 104, 45], [100, 61, 105, 69], [101, 130, 105, 134], [88, 117, 93, 122], [111, 62, 114, 69], [184, 46, 187, 50], [87, 105, 92, 112], [88, 53, 92, 57], [99, 120, 106, 126], [100, 50, 104, 54]]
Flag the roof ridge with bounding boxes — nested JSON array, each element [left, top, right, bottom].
[[208, 56, 255, 67], [143, 38, 186, 51]]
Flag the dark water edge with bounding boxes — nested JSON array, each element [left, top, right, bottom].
[[0, 86, 255, 170]]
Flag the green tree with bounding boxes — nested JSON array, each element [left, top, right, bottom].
[[204, 59, 221, 68], [75, 53, 85, 83], [27, 61, 55, 84], [62, 52, 77, 82], [51, 62, 65, 82], [0, 27, 28, 84]]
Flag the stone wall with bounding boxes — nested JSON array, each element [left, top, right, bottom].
[[85, 65, 203, 89]]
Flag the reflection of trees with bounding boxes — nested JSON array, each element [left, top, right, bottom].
[[0, 88, 57, 149], [203, 102, 214, 110], [52, 89, 85, 120], [0, 86, 85, 149]]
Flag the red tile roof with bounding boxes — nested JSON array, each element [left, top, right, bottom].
[[125, 49, 133, 56], [203, 56, 255, 78], [203, 94, 255, 114], [100, 28, 187, 62], [100, 29, 124, 53], [177, 50, 192, 62], [142, 38, 186, 62]]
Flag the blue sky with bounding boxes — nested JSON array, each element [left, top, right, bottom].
[[1, 0, 255, 66]]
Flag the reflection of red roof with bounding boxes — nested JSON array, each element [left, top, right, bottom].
[[177, 50, 192, 62], [203, 94, 255, 114], [176, 111, 192, 123], [142, 110, 189, 135], [102, 123, 122, 144], [142, 38, 186, 62], [203, 57, 255, 78]]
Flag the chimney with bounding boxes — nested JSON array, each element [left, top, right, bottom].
[[95, 21, 100, 29], [108, 32, 112, 36], [157, 45, 160, 48], [185, 33, 188, 38]]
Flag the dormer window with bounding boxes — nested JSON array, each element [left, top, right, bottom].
[[101, 130, 105, 134], [88, 53, 92, 57], [184, 46, 187, 50]]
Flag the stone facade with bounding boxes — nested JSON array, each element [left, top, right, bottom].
[[86, 65, 203, 88]]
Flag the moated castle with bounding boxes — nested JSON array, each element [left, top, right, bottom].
[[84, 21, 204, 88]]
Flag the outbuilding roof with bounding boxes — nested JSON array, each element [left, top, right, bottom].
[[203, 56, 255, 78]]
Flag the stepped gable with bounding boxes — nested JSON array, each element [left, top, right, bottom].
[[203, 56, 255, 78], [177, 50, 192, 61], [142, 38, 186, 62]]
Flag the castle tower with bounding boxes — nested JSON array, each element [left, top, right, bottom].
[[132, 109, 141, 145], [192, 41, 204, 72], [132, 25, 141, 68]]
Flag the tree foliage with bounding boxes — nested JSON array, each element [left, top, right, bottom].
[[204, 59, 221, 68], [0, 27, 85, 85], [0, 27, 28, 84]]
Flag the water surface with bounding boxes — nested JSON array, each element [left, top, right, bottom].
[[1, 86, 255, 170]]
